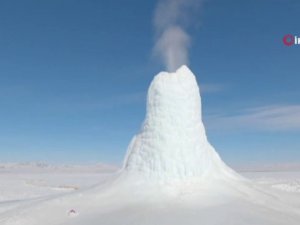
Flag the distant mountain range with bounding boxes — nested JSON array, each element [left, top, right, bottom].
[[0, 162, 119, 173]]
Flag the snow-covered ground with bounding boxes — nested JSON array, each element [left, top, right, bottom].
[[0, 163, 299, 225], [0, 162, 118, 202], [243, 171, 300, 193]]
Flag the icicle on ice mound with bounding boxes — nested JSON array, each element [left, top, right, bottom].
[[123, 65, 241, 181]]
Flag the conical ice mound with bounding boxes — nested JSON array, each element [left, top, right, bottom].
[[123, 65, 240, 181]]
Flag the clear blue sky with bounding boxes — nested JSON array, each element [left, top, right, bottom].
[[0, 0, 299, 167]]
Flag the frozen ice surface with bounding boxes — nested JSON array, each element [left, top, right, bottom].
[[123, 65, 240, 181]]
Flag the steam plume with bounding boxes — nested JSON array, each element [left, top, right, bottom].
[[153, 0, 202, 71]]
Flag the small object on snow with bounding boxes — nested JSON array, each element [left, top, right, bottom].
[[68, 209, 78, 217]]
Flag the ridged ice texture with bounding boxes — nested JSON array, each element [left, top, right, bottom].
[[123, 65, 239, 180]]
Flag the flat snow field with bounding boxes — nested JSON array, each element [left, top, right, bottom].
[[0, 164, 300, 225]]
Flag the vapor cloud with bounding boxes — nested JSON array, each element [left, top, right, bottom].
[[153, 0, 202, 71]]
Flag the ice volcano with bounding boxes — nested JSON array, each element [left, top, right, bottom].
[[122, 65, 241, 182], [3, 66, 300, 225]]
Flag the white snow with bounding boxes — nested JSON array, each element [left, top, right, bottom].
[[0, 162, 117, 202], [0, 165, 299, 225], [0, 66, 299, 225]]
